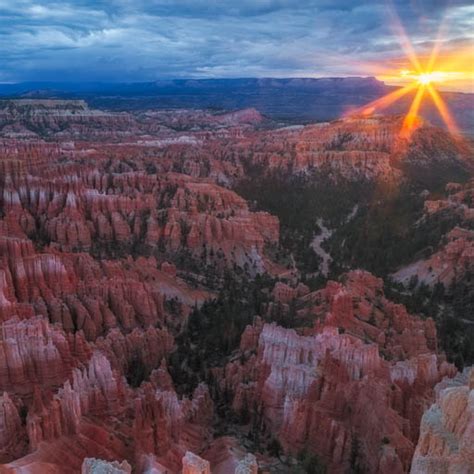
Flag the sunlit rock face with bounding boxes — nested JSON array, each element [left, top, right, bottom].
[[182, 452, 211, 474], [0, 134, 279, 276], [424, 181, 474, 222], [0, 100, 470, 472], [81, 457, 132, 474], [0, 345, 217, 472], [410, 368, 474, 474], [227, 115, 471, 184], [0, 102, 283, 473], [393, 226, 474, 288], [222, 272, 456, 474], [0, 315, 90, 396]]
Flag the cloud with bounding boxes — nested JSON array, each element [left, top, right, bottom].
[[0, 0, 472, 84]]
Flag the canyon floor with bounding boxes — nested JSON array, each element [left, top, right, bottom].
[[0, 99, 472, 474]]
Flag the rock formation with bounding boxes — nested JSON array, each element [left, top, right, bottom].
[[393, 227, 474, 288], [203, 437, 258, 474], [0, 316, 90, 396], [410, 368, 473, 474], [182, 452, 211, 474], [394, 180, 474, 289], [81, 458, 132, 474], [221, 272, 457, 473], [0, 391, 24, 461], [0, 100, 470, 473]]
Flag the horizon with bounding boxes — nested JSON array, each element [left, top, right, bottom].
[[0, 75, 472, 95], [1, 1, 473, 93]]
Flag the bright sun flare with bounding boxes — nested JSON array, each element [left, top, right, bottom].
[[417, 73, 436, 85], [412, 71, 449, 86], [351, 9, 468, 140], [400, 69, 447, 85]]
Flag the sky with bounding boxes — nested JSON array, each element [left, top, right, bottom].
[[0, 0, 473, 91]]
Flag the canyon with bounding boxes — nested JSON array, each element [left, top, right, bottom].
[[0, 99, 472, 473]]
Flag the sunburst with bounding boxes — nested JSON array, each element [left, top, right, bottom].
[[351, 9, 470, 140]]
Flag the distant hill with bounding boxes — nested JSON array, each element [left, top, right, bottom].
[[0, 77, 472, 133]]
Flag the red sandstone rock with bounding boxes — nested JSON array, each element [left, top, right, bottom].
[[26, 351, 126, 449], [272, 282, 310, 304], [0, 392, 24, 462], [222, 272, 457, 473], [0, 102, 470, 474], [393, 227, 474, 288], [0, 316, 90, 397], [300, 270, 440, 358], [132, 383, 214, 471], [424, 180, 474, 223], [203, 436, 258, 474], [81, 457, 132, 474], [2, 421, 131, 473], [182, 452, 211, 474], [95, 326, 174, 376], [410, 368, 474, 474]]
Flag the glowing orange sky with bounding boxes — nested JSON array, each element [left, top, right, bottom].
[[345, 43, 473, 93], [378, 50, 474, 93], [383, 3, 473, 93], [342, 2, 474, 94], [350, 8, 470, 139]]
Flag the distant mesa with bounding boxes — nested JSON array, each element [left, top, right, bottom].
[[0, 77, 471, 133]]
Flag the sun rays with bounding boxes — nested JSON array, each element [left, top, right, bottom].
[[350, 8, 472, 140]]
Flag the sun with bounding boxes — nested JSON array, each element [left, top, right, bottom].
[[417, 73, 436, 85], [350, 10, 465, 140], [412, 71, 449, 86]]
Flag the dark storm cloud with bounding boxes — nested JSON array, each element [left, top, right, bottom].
[[0, 0, 472, 82]]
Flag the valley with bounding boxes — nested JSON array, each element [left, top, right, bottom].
[[0, 99, 472, 473]]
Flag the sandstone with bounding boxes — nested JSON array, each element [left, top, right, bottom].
[[235, 454, 258, 474], [81, 458, 132, 474], [0, 103, 470, 474], [410, 368, 474, 474], [26, 351, 125, 449], [222, 272, 457, 473], [0, 316, 90, 396], [393, 227, 474, 288], [182, 452, 210, 474], [203, 437, 258, 474], [0, 392, 24, 462]]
